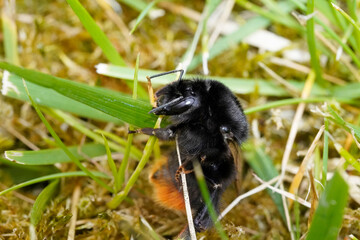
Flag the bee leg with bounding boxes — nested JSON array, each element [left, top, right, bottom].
[[128, 127, 175, 141], [174, 159, 193, 183], [193, 185, 222, 232]]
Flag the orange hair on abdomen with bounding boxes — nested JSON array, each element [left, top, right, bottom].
[[149, 157, 185, 211]]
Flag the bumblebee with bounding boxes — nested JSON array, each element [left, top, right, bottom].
[[134, 70, 248, 238]]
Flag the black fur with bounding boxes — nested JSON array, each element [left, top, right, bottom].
[[142, 77, 248, 236]]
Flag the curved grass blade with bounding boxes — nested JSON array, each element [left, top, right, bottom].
[[0, 62, 157, 128], [100, 133, 119, 192], [66, 0, 125, 65], [0, 171, 110, 196], [108, 117, 162, 208], [65, 0, 148, 98], [51, 109, 142, 160], [243, 142, 286, 221], [306, 171, 348, 240], [30, 179, 60, 226], [2, 73, 125, 124], [23, 79, 113, 193]]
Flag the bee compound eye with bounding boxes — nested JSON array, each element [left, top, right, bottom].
[[220, 126, 230, 133]]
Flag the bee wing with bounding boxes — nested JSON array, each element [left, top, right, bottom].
[[228, 139, 243, 193]]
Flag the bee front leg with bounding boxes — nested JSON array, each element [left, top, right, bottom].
[[128, 127, 175, 141], [175, 159, 194, 183]]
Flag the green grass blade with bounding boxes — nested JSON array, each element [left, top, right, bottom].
[[30, 179, 60, 226], [179, 0, 221, 72], [314, 18, 360, 68], [100, 133, 118, 191], [2, 1, 19, 65], [0, 62, 157, 128], [331, 3, 360, 35], [50, 109, 142, 160], [0, 157, 58, 184], [97, 64, 352, 97], [2, 73, 125, 124], [322, 118, 329, 187], [91, 129, 142, 160], [243, 142, 286, 221], [346, 0, 360, 52], [306, 0, 324, 85], [238, 0, 302, 31], [334, 143, 360, 173], [66, 0, 125, 66], [5, 143, 107, 165], [108, 118, 161, 208], [306, 171, 348, 240], [193, 160, 228, 240], [0, 171, 110, 196], [130, 0, 159, 35], [187, 1, 297, 71], [23, 80, 113, 193], [66, 0, 148, 98], [327, 105, 360, 141], [65, 0, 148, 98], [120, 0, 147, 11], [118, 53, 140, 188], [244, 97, 358, 115]]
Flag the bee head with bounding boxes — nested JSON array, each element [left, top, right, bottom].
[[150, 80, 202, 115]]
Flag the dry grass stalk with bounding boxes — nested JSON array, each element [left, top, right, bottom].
[[288, 125, 324, 208]]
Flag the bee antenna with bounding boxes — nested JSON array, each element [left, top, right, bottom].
[[148, 69, 184, 82]]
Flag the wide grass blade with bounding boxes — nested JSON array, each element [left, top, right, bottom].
[[29, 179, 60, 226], [0, 157, 58, 183], [243, 142, 286, 221], [306, 0, 324, 86], [2, 0, 19, 64], [97, 64, 350, 97], [0, 62, 157, 128], [2, 73, 124, 124], [23, 79, 113, 192], [306, 171, 348, 240], [5, 143, 107, 165]]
